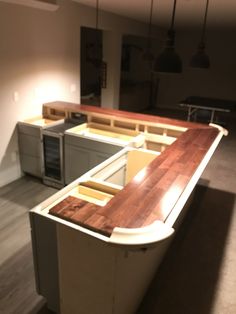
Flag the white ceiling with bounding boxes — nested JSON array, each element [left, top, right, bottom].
[[73, 0, 236, 28]]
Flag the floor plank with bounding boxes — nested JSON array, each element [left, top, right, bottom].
[[0, 177, 56, 314]]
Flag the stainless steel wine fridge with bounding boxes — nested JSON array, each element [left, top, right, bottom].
[[42, 116, 86, 188]]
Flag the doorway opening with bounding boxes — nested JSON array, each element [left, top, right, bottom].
[[80, 26, 103, 106]]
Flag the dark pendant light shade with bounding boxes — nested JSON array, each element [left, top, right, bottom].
[[190, 0, 210, 69], [154, 0, 182, 74], [190, 42, 210, 68], [154, 29, 182, 73]]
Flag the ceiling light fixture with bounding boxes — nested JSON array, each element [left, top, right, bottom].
[[190, 0, 210, 68], [154, 0, 182, 74]]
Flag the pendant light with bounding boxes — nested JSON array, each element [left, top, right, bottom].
[[90, 0, 102, 68], [154, 0, 182, 74], [190, 0, 210, 68], [93, 0, 107, 88], [143, 0, 155, 63]]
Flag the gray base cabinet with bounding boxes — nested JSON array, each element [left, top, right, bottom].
[[64, 134, 122, 185], [29, 213, 60, 313], [18, 123, 42, 178]]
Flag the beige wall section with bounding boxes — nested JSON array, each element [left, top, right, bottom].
[[0, 0, 152, 187]]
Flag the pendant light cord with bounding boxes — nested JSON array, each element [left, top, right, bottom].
[[154, 0, 182, 73], [170, 0, 177, 30], [96, 0, 99, 29], [201, 0, 209, 43], [148, 0, 154, 39]]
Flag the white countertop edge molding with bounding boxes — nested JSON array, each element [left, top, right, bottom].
[[209, 123, 228, 136], [109, 220, 174, 246], [32, 212, 175, 247]]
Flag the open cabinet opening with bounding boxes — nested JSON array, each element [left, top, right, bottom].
[[92, 148, 160, 187]]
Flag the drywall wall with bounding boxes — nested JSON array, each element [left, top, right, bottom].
[[0, 1, 80, 186], [0, 0, 152, 187]]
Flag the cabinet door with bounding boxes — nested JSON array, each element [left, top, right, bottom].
[[90, 151, 112, 168], [64, 134, 123, 184], [64, 144, 91, 184], [18, 133, 41, 157], [29, 213, 59, 313], [20, 154, 42, 178], [18, 123, 42, 177]]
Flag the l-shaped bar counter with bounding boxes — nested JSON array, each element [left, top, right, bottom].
[[29, 101, 227, 314]]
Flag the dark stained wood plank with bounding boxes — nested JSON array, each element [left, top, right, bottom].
[[69, 202, 100, 223], [84, 213, 115, 236], [48, 195, 78, 216], [49, 196, 112, 235]]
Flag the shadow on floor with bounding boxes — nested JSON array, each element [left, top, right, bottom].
[[34, 304, 55, 314], [138, 184, 236, 314]]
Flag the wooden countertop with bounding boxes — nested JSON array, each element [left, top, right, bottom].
[[46, 102, 222, 237], [43, 101, 209, 129]]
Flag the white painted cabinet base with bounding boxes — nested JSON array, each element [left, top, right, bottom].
[[57, 224, 173, 314]]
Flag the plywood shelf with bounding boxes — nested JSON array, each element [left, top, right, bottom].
[[23, 116, 63, 127]]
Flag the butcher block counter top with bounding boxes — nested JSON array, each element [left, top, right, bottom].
[[42, 101, 227, 239]]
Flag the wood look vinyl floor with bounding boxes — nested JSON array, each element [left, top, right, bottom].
[[0, 176, 56, 314]]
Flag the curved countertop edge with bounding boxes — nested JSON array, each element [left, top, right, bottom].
[[209, 123, 228, 136], [109, 220, 175, 246]]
